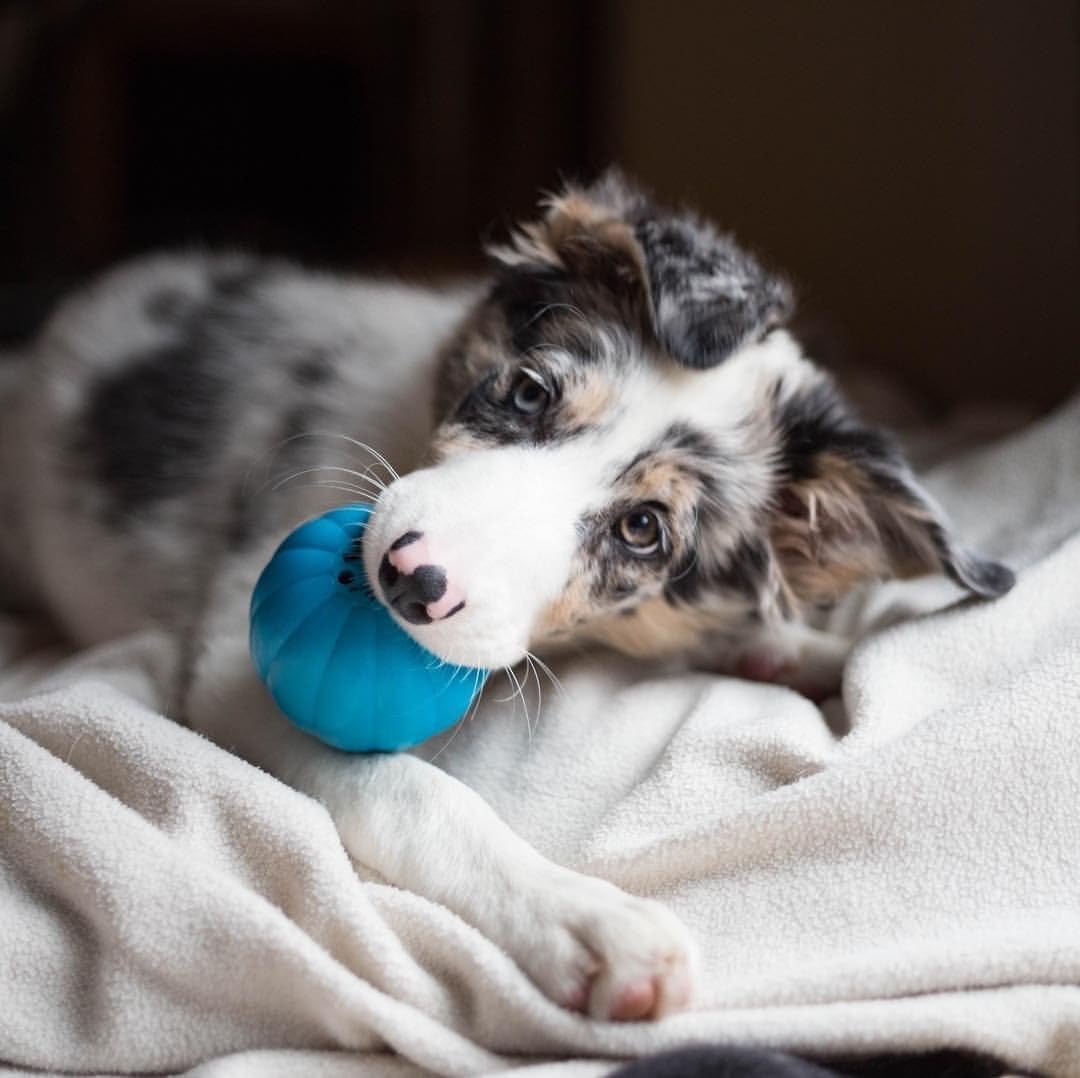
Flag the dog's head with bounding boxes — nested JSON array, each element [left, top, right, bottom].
[[364, 172, 1013, 670]]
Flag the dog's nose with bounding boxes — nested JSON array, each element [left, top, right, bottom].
[[378, 531, 466, 625], [379, 558, 446, 625]]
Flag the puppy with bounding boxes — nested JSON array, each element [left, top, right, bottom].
[[0, 172, 1012, 1020]]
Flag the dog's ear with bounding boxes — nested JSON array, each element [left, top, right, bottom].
[[623, 178, 795, 370], [488, 169, 793, 368], [768, 377, 1015, 607]]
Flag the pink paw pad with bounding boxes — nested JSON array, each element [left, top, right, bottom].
[[735, 653, 789, 683], [561, 983, 590, 1013], [610, 977, 658, 1021]]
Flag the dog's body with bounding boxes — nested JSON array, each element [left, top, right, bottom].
[[0, 175, 1013, 1021]]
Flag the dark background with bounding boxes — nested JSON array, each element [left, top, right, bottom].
[[1, 0, 1077, 409]]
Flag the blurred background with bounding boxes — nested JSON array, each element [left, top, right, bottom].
[[1, 0, 1076, 411]]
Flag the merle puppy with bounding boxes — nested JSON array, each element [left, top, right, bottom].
[[0, 173, 1012, 1020]]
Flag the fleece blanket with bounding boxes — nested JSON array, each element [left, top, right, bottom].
[[2, 394, 1080, 1077]]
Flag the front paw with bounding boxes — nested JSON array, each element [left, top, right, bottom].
[[512, 873, 696, 1021], [735, 651, 840, 702]]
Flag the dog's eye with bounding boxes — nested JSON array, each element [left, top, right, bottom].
[[510, 370, 550, 416], [615, 507, 664, 556]]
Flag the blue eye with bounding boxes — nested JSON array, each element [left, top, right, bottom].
[[510, 370, 550, 416]]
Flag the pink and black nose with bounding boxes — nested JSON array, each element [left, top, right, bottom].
[[378, 531, 466, 626]]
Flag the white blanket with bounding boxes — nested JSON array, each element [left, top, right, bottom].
[[2, 395, 1080, 1077]]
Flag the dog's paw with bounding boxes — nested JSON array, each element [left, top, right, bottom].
[[512, 872, 696, 1021]]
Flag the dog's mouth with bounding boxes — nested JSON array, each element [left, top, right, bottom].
[[377, 591, 530, 672]]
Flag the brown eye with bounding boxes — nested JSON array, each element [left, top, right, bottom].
[[616, 507, 663, 556], [510, 370, 550, 416]]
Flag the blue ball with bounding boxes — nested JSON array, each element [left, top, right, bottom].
[[249, 504, 488, 752]]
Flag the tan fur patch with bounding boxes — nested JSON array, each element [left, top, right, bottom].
[[428, 424, 492, 461], [625, 457, 698, 511], [770, 451, 940, 604], [533, 532, 758, 658], [491, 185, 648, 294], [534, 576, 717, 659], [576, 595, 720, 658], [562, 369, 618, 429], [532, 574, 596, 640], [543, 192, 648, 278]]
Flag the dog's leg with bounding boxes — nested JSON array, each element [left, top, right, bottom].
[[184, 553, 696, 1020], [732, 622, 851, 702]]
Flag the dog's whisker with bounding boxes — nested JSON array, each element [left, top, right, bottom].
[[316, 463, 390, 493], [496, 665, 527, 743], [423, 654, 454, 676], [493, 667, 520, 705], [525, 300, 586, 327], [310, 432, 401, 482], [268, 479, 386, 503], [664, 505, 702, 586], [302, 431, 400, 484], [266, 470, 385, 498], [279, 480, 386, 501], [241, 430, 319, 497], [464, 667, 488, 723], [425, 717, 465, 764], [525, 654, 544, 732], [524, 338, 570, 360], [515, 666, 532, 743], [526, 650, 565, 699], [506, 662, 533, 743], [257, 468, 384, 501], [244, 431, 398, 498], [426, 667, 486, 765], [667, 547, 700, 586], [268, 464, 386, 493]]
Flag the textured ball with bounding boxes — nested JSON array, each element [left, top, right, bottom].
[[249, 504, 488, 752]]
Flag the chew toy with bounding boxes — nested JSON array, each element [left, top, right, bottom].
[[249, 504, 487, 752]]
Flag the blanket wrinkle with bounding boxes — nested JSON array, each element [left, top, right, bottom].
[[3, 393, 1080, 1077], [1, 689, 514, 1075]]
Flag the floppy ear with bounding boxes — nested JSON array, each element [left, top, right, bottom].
[[631, 205, 794, 369], [488, 169, 793, 368], [769, 378, 1015, 606]]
